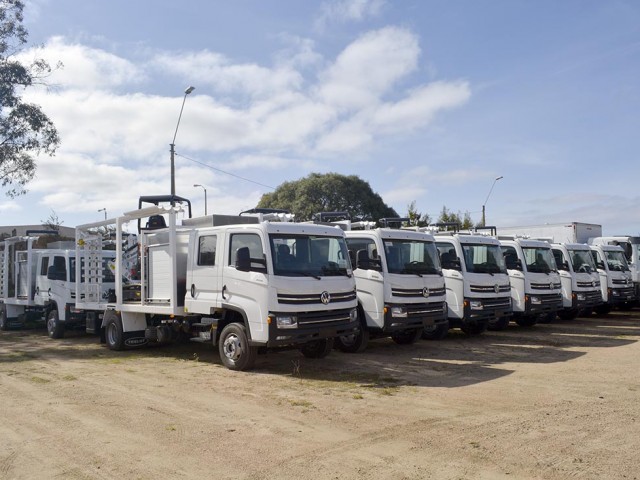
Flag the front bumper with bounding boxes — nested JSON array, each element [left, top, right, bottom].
[[606, 287, 636, 306], [572, 290, 602, 309], [266, 307, 359, 347], [383, 301, 447, 332], [460, 296, 512, 326], [524, 293, 563, 316]]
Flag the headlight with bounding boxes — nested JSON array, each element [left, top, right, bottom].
[[530, 296, 541, 305], [390, 306, 407, 318], [577, 293, 586, 301], [611, 289, 620, 297], [276, 314, 298, 329], [349, 308, 358, 321], [469, 300, 483, 310]]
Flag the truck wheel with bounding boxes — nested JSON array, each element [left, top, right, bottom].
[[0, 305, 8, 331], [422, 321, 449, 340], [334, 326, 369, 353], [391, 328, 422, 345], [557, 309, 579, 320], [618, 302, 634, 311], [460, 322, 487, 335], [488, 316, 510, 331], [104, 311, 125, 350], [594, 305, 612, 316], [538, 312, 556, 324], [300, 338, 334, 359], [218, 323, 257, 371], [515, 315, 537, 327], [47, 310, 65, 339]]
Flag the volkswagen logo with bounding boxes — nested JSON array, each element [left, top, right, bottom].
[[422, 287, 430, 298], [320, 291, 331, 305], [494, 284, 500, 294], [549, 282, 554, 290], [592, 280, 596, 287]]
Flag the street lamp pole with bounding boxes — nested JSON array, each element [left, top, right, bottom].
[[170, 86, 195, 198], [98, 208, 107, 220], [482, 175, 503, 227], [193, 184, 207, 215]]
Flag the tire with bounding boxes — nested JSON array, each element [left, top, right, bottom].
[[557, 309, 579, 320], [0, 304, 8, 331], [594, 305, 612, 316], [391, 328, 422, 345], [460, 321, 487, 335], [299, 338, 334, 359], [422, 320, 449, 340], [538, 312, 556, 324], [46, 309, 65, 339], [618, 302, 635, 311], [488, 316, 510, 331], [334, 326, 369, 353], [104, 311, 125, 351], [515, 315, 537, 327], [218, 323, 257, 371]]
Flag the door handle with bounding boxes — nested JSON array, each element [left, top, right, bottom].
[[221, 285, 227, 300], [190, 284, 196, 298]]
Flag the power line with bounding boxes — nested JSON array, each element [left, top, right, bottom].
[[176, 153, 276, 190]]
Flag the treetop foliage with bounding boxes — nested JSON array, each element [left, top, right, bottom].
[[257, 172, 398, 223]]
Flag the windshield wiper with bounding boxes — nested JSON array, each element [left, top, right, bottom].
[[321, 265, 352, 278], [281, 269, 321, 280]]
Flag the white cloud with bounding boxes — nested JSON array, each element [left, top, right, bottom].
[[316, 0, 386, 30]]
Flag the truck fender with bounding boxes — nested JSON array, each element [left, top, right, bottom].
[[213, 307, 251, 346]]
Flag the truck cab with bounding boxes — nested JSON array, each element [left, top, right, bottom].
[[589, 244, 635, 314], [336, 222, 447, 350], [550, 243, 602, 319], [498, 237, 562, 329], [434, 232, 511, 335], [588, 236, 640, 307]]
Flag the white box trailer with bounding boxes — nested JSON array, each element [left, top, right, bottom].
[[499, 222, 602, 244]]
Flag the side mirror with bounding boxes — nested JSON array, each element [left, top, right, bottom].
[[560, 261, 569, 271], [449, 258, 462, 271], [235, 247, 251, 272], [356, 249, 370, 270], [597, 261, 605, 270], [516, 259, 523, 271]]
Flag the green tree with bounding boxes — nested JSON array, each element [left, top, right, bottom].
[[406, 200, 431, 227], [1, 0, 60, 197], [257, 172, 398, 222], [436, 206, 474, 230]]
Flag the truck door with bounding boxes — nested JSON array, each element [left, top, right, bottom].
[[222, 231, 269, 342], [185, 233, 220, 314]]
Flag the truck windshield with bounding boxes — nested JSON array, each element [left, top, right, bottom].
[[461, 244, 507, 274], [605, 250, 630, 272], [569, 249, 596, 274], [269, 234, 352, 278], [383, 239, 441, 275], [522, 247, 557, 273]]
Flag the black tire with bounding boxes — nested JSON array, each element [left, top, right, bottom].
[[422, 320, 449, 340], [580, 308, 593, 317], [538, 312, 556, 324], [104, 311, 125, 350], [218, 323, 257, 371], [46, 309, 65, 339], [391, 328, 422, 345], [557, 309, 579, 320], [594, 305, 612, 316], [515, 315, 537, 327], [300, 338, 334, 359], [618, 302, 635, 311], [0, 304, 8, 331], [334, 326, 369, 353], [488, 316, 510, 331], [460, 321, 487, 335]]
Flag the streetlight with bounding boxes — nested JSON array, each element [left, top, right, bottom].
[[193, 184, 208, 216], [482, 175, 503, 227], [170, 86, 195, 198], [98, 208, 107, 220]]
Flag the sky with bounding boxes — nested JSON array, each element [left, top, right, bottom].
[[2, 0, 640, 235]]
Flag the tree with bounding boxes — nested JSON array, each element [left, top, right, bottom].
[[41, 209, 63, 231], [436, 206, 474, 230], [406, 200, 431, 227], [257, 172, 398, 222], [1, 0, 60, 197]]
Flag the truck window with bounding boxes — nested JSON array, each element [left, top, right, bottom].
[[198, 235, 217, 266], [53, 256, 66, 279], [229, 233, 266, 272], [40, 257, 50, 276], [502, 246, 519, 270], [345, 237, 377, 267], [552, 249, 566, 270]]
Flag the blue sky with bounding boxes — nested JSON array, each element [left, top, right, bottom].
[[2, 0, 640, 235]]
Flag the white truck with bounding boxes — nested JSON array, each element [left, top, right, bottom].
[[312, 214, 447, 351], [497, 236, 563, 329], [0, 234, 115, 335], [589, 244, 635, 314], [74, 202, 359, 371], [588, 236, 640, 306], [431, 230, 512, 336], [550, 243, 602, 319], [498, 222, 602, 244]]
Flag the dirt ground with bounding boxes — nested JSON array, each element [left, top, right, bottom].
[[1, 311, 639, 480]]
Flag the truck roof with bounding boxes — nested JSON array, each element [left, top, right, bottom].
[[346, 229, 435, 242]]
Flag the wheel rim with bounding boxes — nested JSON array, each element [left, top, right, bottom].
[[222, 333, 243, 362], [107, 322, 118, 345], [47, 316, 55, 334], [339, 334, 357, 347], [424, 324, 438, 334]]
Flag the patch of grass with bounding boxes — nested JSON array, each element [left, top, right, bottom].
[[289, 399, 314, 408], [378, 387, 398, 396], [352, 393, 364, 400], [165, 425, 177, 431], [62, 375, 77, 381], [30, 376, 51, 384]]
